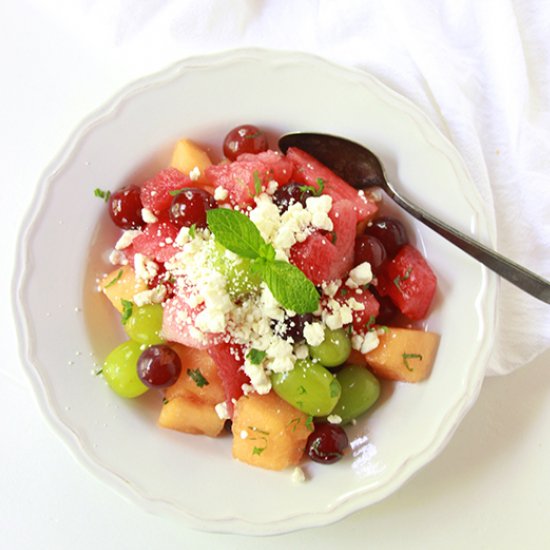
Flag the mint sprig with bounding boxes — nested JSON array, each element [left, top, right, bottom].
[[206, 208, 319, 313]]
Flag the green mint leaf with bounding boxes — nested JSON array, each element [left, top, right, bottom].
[[168, 187, 193, 197], [261, 260, 320, 314], [94, 188, 111, 202], [188, 223, 197, 239], [393, 267, 413, 291], [252, 446, 265, 456], [258, 242, 276, 262], [402, 352, 423, 371], [207, 208, 264, 259], [246, 348, 267, 365], [104, 269, 123, 289], [365, 314, 376, 331], [253, 170, 262, 196], [305, 415, 314, 431], [315, 178, 325, 195], [187, 368, 209, 387], [120, 299, 133, 325]]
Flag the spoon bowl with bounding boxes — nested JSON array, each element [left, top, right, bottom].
[[279, 132, 550, 304]]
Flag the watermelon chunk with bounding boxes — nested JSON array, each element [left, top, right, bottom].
[[290, 199, 357, 284], [331, 287, 380, 334], [140, 168, 191, 217], [132, 222, 179, 263], [206, 150, 292, 208], [377, 244, 437, 320], [207, 342, 249, 417], [162, 293, 223, 349], [286, 147, 378, 222]]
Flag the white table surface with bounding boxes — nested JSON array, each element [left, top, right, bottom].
[[2, 2, 549, 549]]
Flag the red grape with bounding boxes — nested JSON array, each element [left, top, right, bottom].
[[108, 184, 144, 229], [223, 124, 268, 161], [272, 182, 315, 212], [306, 423, 349, 464], [364, 217, 408, 258], [137, 345, 181, 388], [168, 188, 216, 228], [354, 235, 387, 273]]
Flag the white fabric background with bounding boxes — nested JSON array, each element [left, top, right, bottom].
[[2, 1, 550, 549], [26, 0, 549, 375]]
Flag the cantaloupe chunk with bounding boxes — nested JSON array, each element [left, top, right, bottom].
[[364, 327, 440, 383], [99, 266, 147, 313], [170, 138, 212, 185], [231, 392, 312, 471], [164, 344, 225, 405], [158, 345, 226, 437], [158, 395, 225, 437]]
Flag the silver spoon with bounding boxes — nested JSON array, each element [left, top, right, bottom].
[[279, 132, 550, 304]]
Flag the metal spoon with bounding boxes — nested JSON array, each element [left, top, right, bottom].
[[279, 132, 550, 304]]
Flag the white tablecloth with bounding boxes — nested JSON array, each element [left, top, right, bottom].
[[2, 1, 549, 548]]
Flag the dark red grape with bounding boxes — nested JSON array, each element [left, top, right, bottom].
[[272, 182, 314, 213], [306, 423, 349, 464], [223, 124, 268, 161], [354, 235, 387, 273], [137, 345, 181, 388], [274, 313, 314, 343], [364, 217, 408, 258], [168, 188, 216, 228], [370, 287, 399, 325], [109, 184, 144, 229]]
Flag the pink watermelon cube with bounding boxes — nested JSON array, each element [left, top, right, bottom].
[[286, 147, 378, 222]]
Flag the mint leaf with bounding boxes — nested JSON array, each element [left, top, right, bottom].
[[246, 348, 266, 365], [94, 188, 111, 202], [120, 299, 133, 325], [262, 260, 319, 314], [207, 208, 264, 259], [187, 368, 209, 387]]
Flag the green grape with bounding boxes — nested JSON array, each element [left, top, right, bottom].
[[210, 241, 262, 298], [123, 303, 164, 345], [271, 358, 341, 416], [102, 340, 148, 398], [309, 327, 351, 367], [331, 364, 380, 424]]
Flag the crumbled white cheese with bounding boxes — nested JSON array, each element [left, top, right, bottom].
[[240, 430, 248, 439], [351, 330, 380, 354], [214, 401, 229, 420], [133, 253, 159, 282], [346, 262, 373, 289], [322, 280, 341, 298], [305, 195, 333, 231], [189, 166, 201, 181], [115, 230, 141, 250], [303, 322, 325, 346], [327, 414, 342, 424], [141, 208, 158, 223], [133, 285, 167, 307], [243, 360, 272, 395], [109, 250, 128, 265], [294, 343, 309, 360], [214, 186, 229, 201], [266, 179, 279, 195], [291, 467, 306, 484]]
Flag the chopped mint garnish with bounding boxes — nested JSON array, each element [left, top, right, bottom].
[[162, 397, 169, 405], [329, 379, 340, 398], [305, 415, 314, 431], [252, 446, 265, 456], [393, 267, 413, 291], [187, 368, 209, 387], [94, 188, 111, 202], [365, 314, 376, 331], [120, 299, 133, 325], [253, 170, 262, 196], [188, 223, 197, 239], [402, 352, 423, 371], [246, 348, 267, 365], [104, 269, 123, 289], [169, 187, 193, 197], [206, 208, 319, 313]]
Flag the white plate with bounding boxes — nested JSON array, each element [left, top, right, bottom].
[[13, 49, 497, 535]]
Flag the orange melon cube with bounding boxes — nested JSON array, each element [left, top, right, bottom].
[[99, 266, 147, 312], [170, 138, 212, 185], [231, 392, 312, 471], [364, 327, 440, 382]]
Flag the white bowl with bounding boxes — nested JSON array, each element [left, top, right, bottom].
[[13, 49, 497, 535]]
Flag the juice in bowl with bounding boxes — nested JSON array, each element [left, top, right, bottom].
[[94, 124, 440, 477]]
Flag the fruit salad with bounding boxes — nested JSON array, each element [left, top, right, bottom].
[[96, 125, 440, 472]]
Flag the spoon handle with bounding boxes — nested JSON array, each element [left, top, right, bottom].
[[386, 182, 550, 304]]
